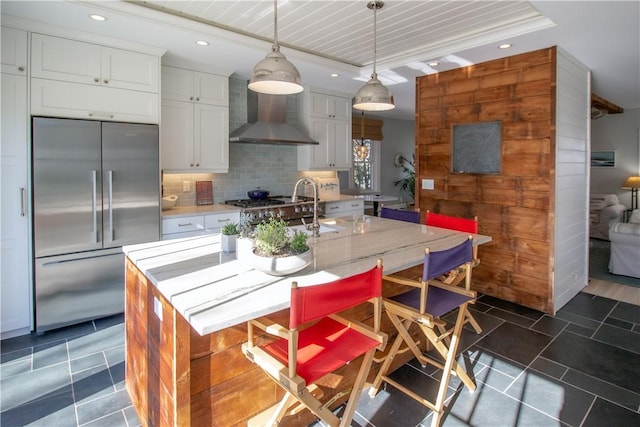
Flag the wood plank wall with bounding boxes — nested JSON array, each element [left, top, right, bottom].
[[415, 47, 557, 313]]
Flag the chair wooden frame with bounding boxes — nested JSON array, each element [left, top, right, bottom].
[[370, 238, 477, 427], [242, 260, 387, 427], [425, 211, 482, 333]]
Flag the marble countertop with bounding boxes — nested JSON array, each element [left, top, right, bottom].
[[123, 216, 491, 336], [161, 204, 241, 218]]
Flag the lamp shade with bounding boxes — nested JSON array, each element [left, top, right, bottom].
[[622, 176, 640, 188], [248, 47, 303, 95], [353, 74, 395, 111], [248, 0, 303, 95], [353, 1, 395, 112]]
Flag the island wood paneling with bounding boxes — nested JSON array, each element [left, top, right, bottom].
[[415, 47, 558, 313], [125, 258, 421, 426]]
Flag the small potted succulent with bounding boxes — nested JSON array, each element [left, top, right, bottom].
[[220, 222, 239, 253], [250, 216, 312, 275]]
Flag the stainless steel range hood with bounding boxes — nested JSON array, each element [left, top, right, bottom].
[[229, 90, 318, 145]]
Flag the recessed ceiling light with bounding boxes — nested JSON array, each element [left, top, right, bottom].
[[428, 61, 439, 67], [89, 14, 107, 22], [196, 40, 209, 46], [330, 73, 339, 77], [499, 43, 512, 49]]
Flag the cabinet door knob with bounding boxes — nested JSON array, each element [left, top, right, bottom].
[[18, 66, 24, 72], [103, 79, 109, 84], [195, 163, 200, 167], [190, 163, 194, 167], [94, 77, 100, 82], [196, 97, 200, 101], [190, 96, 194, 101]]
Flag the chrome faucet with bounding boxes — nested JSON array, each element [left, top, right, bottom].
[[292, 178, 320, 237]]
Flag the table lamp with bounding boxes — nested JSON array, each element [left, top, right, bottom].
[[622, 176, 640, 210]]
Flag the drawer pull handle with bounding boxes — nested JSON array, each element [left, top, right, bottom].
[[329, 206, 339, 210], [178, 223, 193, 227], [350, 204, 360, 207], [217, 218, 230, 222]]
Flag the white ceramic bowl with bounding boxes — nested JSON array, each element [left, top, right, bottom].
[[162, 194, 178, 210]]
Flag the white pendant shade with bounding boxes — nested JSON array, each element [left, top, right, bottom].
[[353, 1, 395, 111], [249, 0, 303, 95], [353, 73, 395, 111]]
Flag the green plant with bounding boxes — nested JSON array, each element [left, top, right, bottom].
[[221, 222, 239, 235], [394, 154, 415, 201], [290, 231, 309, 254], [253, 216, 309, 257]]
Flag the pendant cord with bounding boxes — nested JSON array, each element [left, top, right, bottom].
[[372, 3, 377, 77], [273, 0, 279, 49]]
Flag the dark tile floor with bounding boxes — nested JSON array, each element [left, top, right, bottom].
[[1, 292, 639, 427]]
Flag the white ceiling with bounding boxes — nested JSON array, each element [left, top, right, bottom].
[[2, 1, 638, 121]]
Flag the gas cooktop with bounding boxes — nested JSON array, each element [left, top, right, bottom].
[[224, 196, 316, 209]]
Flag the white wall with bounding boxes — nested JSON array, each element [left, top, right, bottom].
[[590, 107, 640, 207], [553, 50, 591, 314], [379, 117, 415, 202]]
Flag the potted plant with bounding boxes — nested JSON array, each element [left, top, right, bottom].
[[250, 216, 312, 275], [221, 222, 239, 253], [394, 154, 415, 204], [236, 213, 255, 260]]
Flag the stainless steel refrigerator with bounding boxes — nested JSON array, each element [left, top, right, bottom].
[[32, 117, 160, 333]]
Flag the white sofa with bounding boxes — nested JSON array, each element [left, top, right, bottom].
[[590, 193, 626, 240], [608, 209, 640, 278]]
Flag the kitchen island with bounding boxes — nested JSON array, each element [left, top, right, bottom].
[[123, 215, 490, 426]]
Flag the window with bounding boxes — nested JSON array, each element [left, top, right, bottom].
[[351, 138, 380, 191]]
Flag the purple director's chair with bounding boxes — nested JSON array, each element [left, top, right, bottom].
[[379, 206, 421, 223], [370, 236, 477, 427]]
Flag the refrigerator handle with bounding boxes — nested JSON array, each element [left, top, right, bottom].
[[107, 170, 114, 242], [91, 170, 98, 243], [20, 187, 26, 217]]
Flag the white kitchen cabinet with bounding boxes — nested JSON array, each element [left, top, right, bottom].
[[31, 78, 159, 124], [162, 66, 228, 106], [31, 33, 159, 93], [161, 100, 229, 172], [161, 211, 239, 240], [205, 211, 240, 233], [309, 92, 351, 120], [1, 27, 28, 75], [1, 71, 32, 337], [298, 118, 351, 170], [324, 199, 365, 218], [162, 215, 206, 240], [298, 90, 352, 171]]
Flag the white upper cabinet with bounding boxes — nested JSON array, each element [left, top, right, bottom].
[[1, 27, 28, 75], [31, 33, 159, 93], [160, 66, 229, 172], [298, 90, 352, 171], [161, 100, 229, 172], [162, 66, 228, 105], [309, 92, 351, 120]]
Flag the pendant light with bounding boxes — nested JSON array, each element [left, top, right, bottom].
[[248, 0, 303, 95], [356, 111, 370, 159], [353, 1, 395, 111]]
